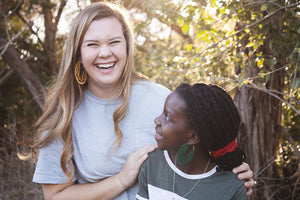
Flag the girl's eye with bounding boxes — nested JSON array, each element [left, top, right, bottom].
[[165, 113, 170, 121]]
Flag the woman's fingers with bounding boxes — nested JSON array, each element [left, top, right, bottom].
[[232, 162, 249, 174], [246, 187, 253, 196], [237, 169, 254, 180], [244, 179, 256, 196], [232, 162, 255, 196], [232, 162, 254, 180], [119, 144, 156, 188], [133, 144, 156, 166]]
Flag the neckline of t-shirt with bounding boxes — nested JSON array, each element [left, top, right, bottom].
[[164, 150, 217, 180], [84, 89, 122, 104], [83, 81, 151, 104]]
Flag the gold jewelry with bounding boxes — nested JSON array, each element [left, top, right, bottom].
[[74, 61, 87, 85]]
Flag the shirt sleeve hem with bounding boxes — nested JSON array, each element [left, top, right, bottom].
[[136, 194, 148, 200]]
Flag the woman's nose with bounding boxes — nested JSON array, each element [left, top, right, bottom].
[[98, 45, 112, 57]]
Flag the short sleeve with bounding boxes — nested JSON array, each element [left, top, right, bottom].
[[233, 181, 247, 200], [32, 138, 77, 184], [136, 162, 149, 200]]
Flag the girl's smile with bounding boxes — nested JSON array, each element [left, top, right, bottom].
[[154, 92, 193, 151]]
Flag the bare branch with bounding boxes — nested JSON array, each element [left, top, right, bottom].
[[16, 11, 44, 45], [290, 52, 299, 104], [133, 2, 192, 40], [245, 83, 300, 115], [0, 36, 45, 111], [0, 30, 24, 56], [0, 68, 13, 85], [54, 0, 67, 28], [281, 127, 300, 162]]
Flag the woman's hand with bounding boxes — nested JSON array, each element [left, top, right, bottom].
[[41, 145, 156, 200], [232, 162, 256, 196], [118, 144, 156, 189]]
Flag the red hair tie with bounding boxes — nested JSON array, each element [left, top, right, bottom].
[[211, 139, 237, 159]]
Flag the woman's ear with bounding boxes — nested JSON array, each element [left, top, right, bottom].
[[187, 130, 200, 145]]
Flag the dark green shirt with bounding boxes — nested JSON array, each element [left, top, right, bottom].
[[136, 149, 246, 200]]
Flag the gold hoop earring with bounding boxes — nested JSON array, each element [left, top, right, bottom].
[[74, 61, 87, 85]]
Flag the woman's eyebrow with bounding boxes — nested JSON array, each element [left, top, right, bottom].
[[83, 39, 98, 43], [110, 36, 123, 40], [83, 36, 123, 43]]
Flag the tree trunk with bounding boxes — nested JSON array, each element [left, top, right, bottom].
[[43, 3, 58, 74], [233, 2, 289, 197], [234, 50, 284, 200], [0, 37, 45, 111]]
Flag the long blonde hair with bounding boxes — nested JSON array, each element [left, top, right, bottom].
[[34, 2, 144, 183]]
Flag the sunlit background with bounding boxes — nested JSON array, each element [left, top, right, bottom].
[[0, 0, 299, 199]]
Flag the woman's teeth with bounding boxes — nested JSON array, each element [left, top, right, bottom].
[[97, 63, 114, 69]]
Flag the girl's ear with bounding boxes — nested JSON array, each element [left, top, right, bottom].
[[187, 130, 200, 145]]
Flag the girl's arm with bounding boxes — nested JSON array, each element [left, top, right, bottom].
[[42, 145, 156, 200]]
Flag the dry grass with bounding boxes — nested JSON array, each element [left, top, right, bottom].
[[0, 125, 43, 200]]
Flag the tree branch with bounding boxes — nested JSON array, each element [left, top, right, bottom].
[[245, 83, 300, 115], [54, 0, 67, 28], [290, 52, 299, 104], [16, 11, 44, 46], [281, 127, 300, 162], [0, 68, 14, 85], [0, 30, 24, 56], [133, 2, 192, 40], [231, 2, 300, 38], [0, 36, 44, 111]]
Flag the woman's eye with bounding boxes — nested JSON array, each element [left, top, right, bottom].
[[110, 40, 120, 45], [87, 43, 97, 46]]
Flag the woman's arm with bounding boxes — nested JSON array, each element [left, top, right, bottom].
[[42, 174, 124, 200], [232, 162, 255, 196], [42, 145, 156, 200]]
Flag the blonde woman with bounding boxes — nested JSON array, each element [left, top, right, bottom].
[[32, 2, 255, 200]]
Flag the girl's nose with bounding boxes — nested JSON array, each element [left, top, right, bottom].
[[154, 116, 160, 125], [98, 45, 112, 57]]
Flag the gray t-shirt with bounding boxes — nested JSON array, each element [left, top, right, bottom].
[[33, 80, 170, 200]]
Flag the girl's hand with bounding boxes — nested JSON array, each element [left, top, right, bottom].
[[232, 162, 256, 196], [117, 144, 156, 189]]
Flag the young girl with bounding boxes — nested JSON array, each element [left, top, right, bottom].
[[136, 83, 247, 200]]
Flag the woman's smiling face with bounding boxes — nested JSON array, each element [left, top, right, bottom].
[[80, 17, 127, 98], [154, 92, 193, 151]]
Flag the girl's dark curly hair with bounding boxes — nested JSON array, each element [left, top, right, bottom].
[[175, 83, 246, 171]]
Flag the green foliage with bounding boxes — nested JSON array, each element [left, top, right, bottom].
[[131, 1, 299, 198], [0, 0, 299, 199]]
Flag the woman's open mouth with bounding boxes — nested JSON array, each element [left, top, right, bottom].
[[96, 63, 115, 69]]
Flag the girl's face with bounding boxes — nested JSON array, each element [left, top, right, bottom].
[[154, 92, 192, 151], [80, 17, 127, 98]]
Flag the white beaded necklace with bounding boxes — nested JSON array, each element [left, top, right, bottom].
[[172, 157, 212, 199]]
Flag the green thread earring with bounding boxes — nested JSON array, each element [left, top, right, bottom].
[[177, 143, 194, 165]]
